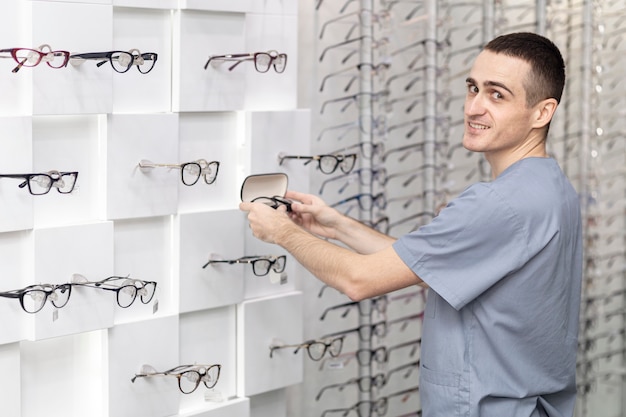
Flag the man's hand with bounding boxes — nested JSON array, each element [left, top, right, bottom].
[[284, 190, 343, 240], [239, 200, 293, 244]]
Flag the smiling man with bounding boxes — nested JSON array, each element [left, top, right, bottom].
[[240, 32, 582, 417]]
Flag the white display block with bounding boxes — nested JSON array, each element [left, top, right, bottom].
[[249, 0, 297, 15], [243, 14, 298, 110], [32, 2, 114, 115], [112, 7, 172, 114], [173, 10, 246, 112], [176, 210, 245, 313], [237, 291, 303, 397], [0, 2, 31, 115], [108, 315, 180, 417], [178, 112, 243, 213], [0, 343, 20, 416], [179, 397, 250, 417], [0, 231, 31, 345], [249, 388, 288, 417], [104, 113, 180, 220], [240, 110, 311, 300], [113, 216, 174, 320], [113, 0, 178, 9], [30, 221, 115, 341], [179, 306, 238, 413], [244, 110, 311, 187], [32, 115, 101, 228], [0, 117, 34, 233], [179, 0, 252, 13], [21, 330, 107, 417]]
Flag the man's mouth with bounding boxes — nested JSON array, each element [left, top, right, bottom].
[[468, 122, 489, 130]]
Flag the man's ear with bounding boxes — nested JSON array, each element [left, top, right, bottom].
[[532, 98, 558, 129]]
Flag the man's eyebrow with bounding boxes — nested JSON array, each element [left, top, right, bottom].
[[465, 77, 515, 97]]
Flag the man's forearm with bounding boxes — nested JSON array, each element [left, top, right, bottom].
[[333, 214, 396, 254]]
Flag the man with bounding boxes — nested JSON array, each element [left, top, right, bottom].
[[240, 32, 582, 417]]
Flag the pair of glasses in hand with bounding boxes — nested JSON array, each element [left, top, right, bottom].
[[251, 195, 293, 212]]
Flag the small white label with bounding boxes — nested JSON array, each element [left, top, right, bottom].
[[204, 389, 225, 402], [52, 309, 59, 322], [152, 299, 159, 314]]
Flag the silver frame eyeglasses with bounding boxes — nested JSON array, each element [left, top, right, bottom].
[[71, 274, 157, 308], [204, 50, 288, 73], [278, 152, 357, 175], [138, 159, 220, 186], [202, 255, 286, 276], [131, 363, 221, 394], [0, 170, 78, 195], [269, 336, 345, 361], [0, 283, 72, 314]]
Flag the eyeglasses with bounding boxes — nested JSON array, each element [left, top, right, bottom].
[[250, 196, 293, 212], [71, 274, 157, 308], [323, 321, 388, 342], [0, 283, 72, 314], [131, 363, 221, 394], [128, 48, 158, 74], [138, 159, 220, 186], [318, 167, 387, 194], [330, 192, 387, 212], [269, 336, 344, 361], [204, 50, 287, 73], [0, 171, 78, 195], [316, 372, 387, 401], [69, 49, 158, 74], [0, 44, 70, 73], [278, 153, 357, 175], [319, 296, 388, 320], [320, 386, 420, 417], [202, 255, 286, 276]]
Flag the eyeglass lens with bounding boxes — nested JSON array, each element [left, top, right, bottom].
[[21, 284, 71, 313], [252, 256, 286, 276], [117, 280, 156, 308], [319, 154, 356, 174], [254, 52, 287, 73], [109, 51, 133, 73], [179, 365, 220, 393]]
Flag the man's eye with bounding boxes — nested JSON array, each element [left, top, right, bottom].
[[492, 91, 503, 99]]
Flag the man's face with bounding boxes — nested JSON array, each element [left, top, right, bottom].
[[462, 50, 538, 159]]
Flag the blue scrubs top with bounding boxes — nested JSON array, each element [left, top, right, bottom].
[[393, 157, 582, 417]]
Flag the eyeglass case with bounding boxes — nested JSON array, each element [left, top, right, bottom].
[[240, 173, 288, 202]]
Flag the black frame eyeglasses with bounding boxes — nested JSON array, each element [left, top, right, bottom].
[[251, 195, 293, 212], [202, 255, 287, 276], [319, 295, 388, 321], [204, 50, 288, 73], [0, 44, 70, 73], [69, 49, 158, 74], [71, 274, 157, 308], [0, 170, 79, 195], [0, 283, 72, 314], [269, 336, 345, 361], [278, 152, 357, 175], [131, 363, 221, 394], [138, 159, 220, 186]]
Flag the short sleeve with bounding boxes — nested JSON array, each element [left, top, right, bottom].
[[392, 183, 530, 310]]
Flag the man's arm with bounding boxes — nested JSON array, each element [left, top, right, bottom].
[[240, 200, 422, 301], [285, 190, 395, 254]]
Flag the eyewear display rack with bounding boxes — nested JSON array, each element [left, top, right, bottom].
[[0, 1, 314, 417], [300, 1, 626, 417]]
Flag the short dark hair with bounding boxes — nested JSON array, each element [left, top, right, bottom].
[[484, 32, 565, 107]]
